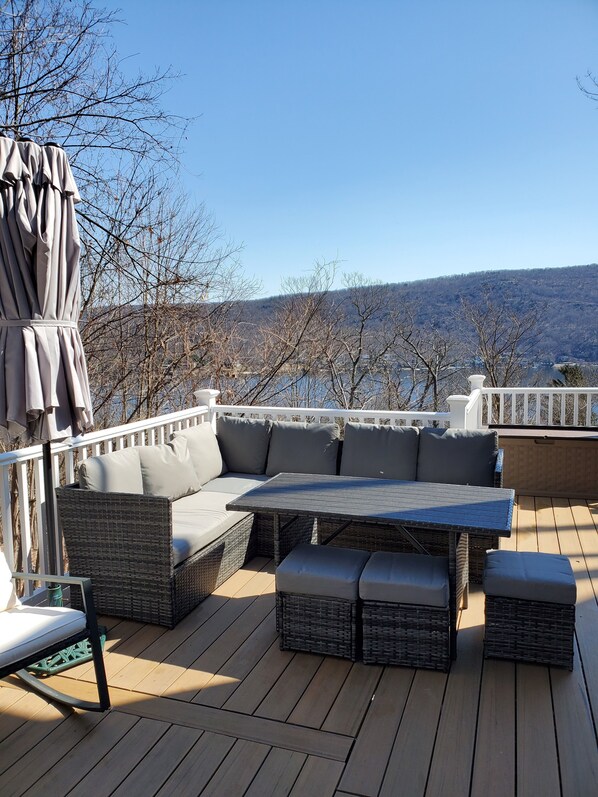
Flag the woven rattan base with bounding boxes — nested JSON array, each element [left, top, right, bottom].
[[276, 592, 360, 660], [362, 600, 450, 672], [318, 519, 493, 585], [484, 594, 575, 670]]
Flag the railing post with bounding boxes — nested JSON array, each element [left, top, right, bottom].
[[447, 395, 470, 429], [194, 388, 220, 432], [468, 374, 486, 429]]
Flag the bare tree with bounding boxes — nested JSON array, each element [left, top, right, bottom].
[[461, 291, 540, 387], [0, 0, 256, 426]]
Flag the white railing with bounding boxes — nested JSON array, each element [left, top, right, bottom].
[[481, 386, 598, 428], [3, 375, 598, 585], [0, 406, 210, 591]]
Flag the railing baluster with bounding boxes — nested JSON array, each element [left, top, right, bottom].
[[34, 457, 47, 573], [573, 394, 579, 426], [1, 464, 15, 571], [16, 461, 33, 594]]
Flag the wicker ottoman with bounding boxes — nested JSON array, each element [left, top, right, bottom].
[[483, 550, 576, 670], [275, 543, 370, 660], [360, 552, 451, 672]]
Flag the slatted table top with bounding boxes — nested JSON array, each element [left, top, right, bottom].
[[227, 473, 514, 536]]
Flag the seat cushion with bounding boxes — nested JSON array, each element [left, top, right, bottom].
[[138, 438, 201, 500], [276, 543, 370, 601], [416, 428, 498, 487], [171, 490, 251, 566], [203, 473, 271, 494], [0, 552, 20, 611], [483, 550, 577, 604], [359, 551, 449, 608], [171, 423, 227, 484], [78, 447, 143, 494], [340, 422, 419, 481], [266, 421, 340, 477], [217, 416, 272, 474], [0, 605, 87, 669]]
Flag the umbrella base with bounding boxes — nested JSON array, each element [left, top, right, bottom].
[[27, 627, 107, 675]]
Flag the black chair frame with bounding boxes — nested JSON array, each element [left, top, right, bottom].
[[0, 571, 110, 712]]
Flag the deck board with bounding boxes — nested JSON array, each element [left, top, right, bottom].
[[1, 496, 597, 797]]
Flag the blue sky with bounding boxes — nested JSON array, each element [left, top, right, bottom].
[[107, 0, 598, 297]]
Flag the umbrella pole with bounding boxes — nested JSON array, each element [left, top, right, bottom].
[[42, 441, 62, 606]]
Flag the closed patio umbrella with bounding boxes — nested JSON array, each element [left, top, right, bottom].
[[0, 134, 93, 582]]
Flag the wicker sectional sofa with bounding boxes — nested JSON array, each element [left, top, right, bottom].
[[56, 418, 502, 627]]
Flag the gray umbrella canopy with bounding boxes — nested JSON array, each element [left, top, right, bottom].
[[0, 136, 93, 445]]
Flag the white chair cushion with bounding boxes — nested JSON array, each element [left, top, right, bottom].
[[0, 605, 87, 669], [0, 551, 20, 611]]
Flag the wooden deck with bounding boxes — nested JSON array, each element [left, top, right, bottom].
[[1, 496, 597, 797]]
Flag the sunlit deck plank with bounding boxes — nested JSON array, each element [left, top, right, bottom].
[[425, 587, 485, 797], [516, 664, 560, 797], [379, 668, 448, 797], [110, 560, 272, 691], [243, 747, 307, 797], [0, 709, 104, 796], [196, 738, 270, 796], [67, 717, 169, 797], [22, 710, 138, 797], [338, 666, 414, 796], [470, 658, 516, 797], [110, 723, 202, 797], [1, 495, 598, 796], [287, 656, 353, 729], [165, 585, 275, 700]]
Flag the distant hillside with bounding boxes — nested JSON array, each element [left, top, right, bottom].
[[244, 264, 598, 363]]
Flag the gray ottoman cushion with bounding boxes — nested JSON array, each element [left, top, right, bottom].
[[340, 422, 419, 481], [416, 428, 498, 487], [360, 551, 449, 608], [266, 421, 340, 476], [217, 416, 272, 474], [483, 550, 576, 605], [276, 543, 369, 601]]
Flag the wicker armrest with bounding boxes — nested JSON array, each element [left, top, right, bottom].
[[56, 484, 174, 597], [494, 449, 504, 488]]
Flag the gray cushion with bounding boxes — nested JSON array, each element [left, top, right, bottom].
[[203, 473, 271, 495], [359, 551, 449, 608], [78, 448, 143, 494], [171, 490, 251, 566], [275, 543, 369, 601], [416, 428, 498, 487], [217, 416, 271, 474], [138, 438, 201, 500], [266, 421, 340, 477], [483, 550, 576, 604], [340, 422, 419, 480], [171, 423, 227, 485]]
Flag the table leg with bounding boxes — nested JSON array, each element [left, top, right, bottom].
[[273, 514, 281, 565], [448, 532, 469, 659]]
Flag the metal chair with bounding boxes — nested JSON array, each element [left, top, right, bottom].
[[0, 552, 110, 711]]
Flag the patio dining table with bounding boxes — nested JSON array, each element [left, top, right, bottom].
[[227, 472, 515, 659]]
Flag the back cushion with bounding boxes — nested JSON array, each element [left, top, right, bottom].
[[138, 438, 202, 499], [0, 551, 20, 611], [78, 448, 143, 494], [266, 421, 340, 477], [416, 428, 498, 487], [171, 423, 227, 484], [340, 423, 419, 480], [217, 416, 272, 474]]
